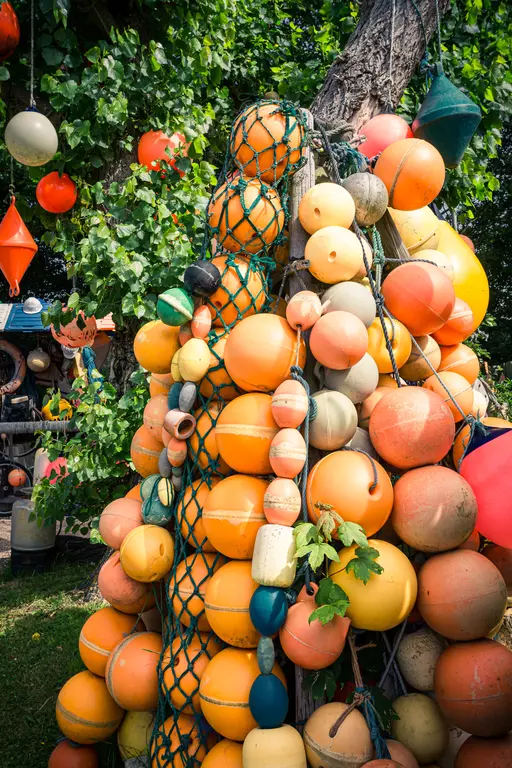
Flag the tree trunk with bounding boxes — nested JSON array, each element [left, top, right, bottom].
[[105, 319, 139, 393], [311, 0, 450, 132]]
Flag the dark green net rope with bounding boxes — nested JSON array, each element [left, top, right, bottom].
[[149, 99, 308, 767]]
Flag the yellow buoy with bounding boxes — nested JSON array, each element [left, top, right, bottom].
[[117, 710, 155, 760]]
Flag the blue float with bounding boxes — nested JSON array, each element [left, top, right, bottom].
[[249, 673, 288, 729], [249, 585, 288, 636]]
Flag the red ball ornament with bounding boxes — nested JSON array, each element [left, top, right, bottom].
[[358, 113, 413, 159], [138, 129, 188, 176], [36, 172, 77, 214], [7, 468, 27, 487], [0, 2, 20, 62]]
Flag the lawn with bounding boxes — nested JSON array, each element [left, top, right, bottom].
[[0, 560, 121, 768]]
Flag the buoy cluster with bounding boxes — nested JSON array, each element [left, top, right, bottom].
[[50, 102, 512, 768]]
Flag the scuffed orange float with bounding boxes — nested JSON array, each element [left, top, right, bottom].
[[216, 393, 279, 475]]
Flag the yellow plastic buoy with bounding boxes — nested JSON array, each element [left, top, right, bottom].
[[179, 338, 211, 382], [329, 540, 418, 631], [436, 220, 489, 332], [117, 710, 155, 760], [133, 320, 180, 374]]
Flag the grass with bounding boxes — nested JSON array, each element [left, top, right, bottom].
[[0, 559, 120, 768]]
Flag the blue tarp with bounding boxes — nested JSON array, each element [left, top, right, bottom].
[[2, 300, 50, 333]]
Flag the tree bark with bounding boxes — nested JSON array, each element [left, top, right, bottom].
[[104, 319, 139, 393], [311, 0, 450, 133]]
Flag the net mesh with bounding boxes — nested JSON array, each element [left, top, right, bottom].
[[149, 99, 308, 767]]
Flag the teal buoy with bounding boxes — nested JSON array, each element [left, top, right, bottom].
[[412, 63, 481, 169], [157, 287, 194, 326], [249, 585, 288, 636], [249, 673, 288, 728]]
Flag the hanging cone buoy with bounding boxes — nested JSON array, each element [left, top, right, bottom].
[[412, 63, 482, 169], [0, 197, 38, 296]]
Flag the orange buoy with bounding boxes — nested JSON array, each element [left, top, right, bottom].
[[177, 478, 220, 551], [202, 739, 243, 768], [191, 305, 212, 339], [286, 290, 323, 331], [130, 425, 164, 478], [151, 713, 207, 768], [133, 320, 180, 374], [125, 484, 142, 501], [386, 740, 420, 768], [162, 633, 221, 714], [231, 101, 305, 182], [200, 329, 239, 401], [143, 394, 169, 439], [298, 182, 355, 234], [374, 138, 445, 210], [168, 551, 225, 631], [381, 262, 455, 336], [179, 323, 193, 346], [98, 497, 143, 550], [56, 670, 124, 744], [167, 435, 187, 467], [304, 225, 365, 283], [79, 606, 143, 677], [98, 552, 155, 614], [205, 560, 260, 647], [188, 406, 230, 475], [417, 550, 507, 640], [263, 477, 301, 526], [438, 343, 479, 384], [399, 335, 441, 381], [454, 734, 512, 768], [199, 647, 286, 741], [203, 474, 268, 558], [269, 428, 307, 478], [358, 386, 391, 429], [224, 313, 306, 393], [306, 450, 393, 537], [120, 525, 174, 583], [0, 197, 38, 296], [432, 297, 474, 345], [206, 255, 265, 327], [423, 370, 474, 423], [216, 393, 279, 474], [367, 317, 412, 373], [482, 544, 512, 596], [105, 631, 162, 710], [391, 466, 478, 552], [138, 129, 187, 174], [149, 371, 174, 398], [310, 311, 368, 370], [36, 171, 77, 214], [48, 740, 98, 768], [369, 387, 455, 469], [7, 467, 27, 486], [208, 175, 284, 253], [304, 702, 373, 768], [459, 527, 481, 551], [271, 379, 308, 429], [452, 417, 512, 469], [434, 639, 512, 737]]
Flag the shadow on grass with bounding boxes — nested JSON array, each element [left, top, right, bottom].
[[0, 573, 123, 767]]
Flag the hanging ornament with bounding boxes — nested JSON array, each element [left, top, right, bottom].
[[51, 309, 97, 349], [0, 198, 38, 296], [36, 172, 77, 213], [27, 347, 51, 372], [137, 129, 188, 176], [412, 64, 482, 169], [0, 2, 19, 61], [5, 109, 58, 167]]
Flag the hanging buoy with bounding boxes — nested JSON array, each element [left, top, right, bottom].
[[138, 129, 188, 175], [358, 113, 413, 158], [36, 172, 77, 214], [412, 64, 482, 169], [5, 109, 58, 166], [0, 198, 38, 296], [0, 2, 19, 61]]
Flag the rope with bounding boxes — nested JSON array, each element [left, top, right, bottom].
[[434, 0, 443, 66], [29, 0, 35, 108], [8, 156, 14, 202], [378, 620, 408, 695]]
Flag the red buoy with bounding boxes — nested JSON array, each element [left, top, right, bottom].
[[358, 113, 413, 159], [36, 172, 77, 213], [0, 2, 20, 62], [138, 129, 188, 176]]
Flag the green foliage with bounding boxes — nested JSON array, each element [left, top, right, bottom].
[[346, 546, 384, 584], [32, 371, 149, 528], [309, 576, 350, 626]]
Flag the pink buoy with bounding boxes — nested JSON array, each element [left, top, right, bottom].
[[358, 113, 413, 159], [310, 311, 368, 370], [44, 457, 68, 485], [191, 305, 212, 339], [271, 379, 309, 429], [286, 290, 323, 330], [269, 428, 307, 479], [264, 477, 302, 526]]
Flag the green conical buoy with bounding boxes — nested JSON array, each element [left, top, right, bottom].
[[412, 63, 481, 169]]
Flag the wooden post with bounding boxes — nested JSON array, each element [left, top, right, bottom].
[[288, 108, 324, 730]]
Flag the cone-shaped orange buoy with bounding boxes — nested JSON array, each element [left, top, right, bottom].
[[0, 197, 37, 296]]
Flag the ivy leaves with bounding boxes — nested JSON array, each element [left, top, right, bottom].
[[309, 577, 350, 626]]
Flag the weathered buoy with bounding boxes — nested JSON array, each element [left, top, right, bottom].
[[342, 172, 389, 226], [305, 225, 365, 283], [374, 138, 445, 210], [391, 694, 449, 765], [396, 627, 447, 692], [310, 311, 368, 370], [298, 182, 355, 233], [304, 702, 373, 768], [252, 524, 297, 588], [324, 352, 379, 404], [309, 389, 358, 450], [322, 281, 376, 327]]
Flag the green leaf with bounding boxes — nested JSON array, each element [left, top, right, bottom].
[[346, 546, 383, 584], [367, 685, 400, 731], [42, 47, 64, 66], [338, 521, 368, 548], [316, 577, 349, 607], [0, 66, 9, 81]]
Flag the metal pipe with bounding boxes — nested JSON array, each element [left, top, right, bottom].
[[0, 421, 78, 435]]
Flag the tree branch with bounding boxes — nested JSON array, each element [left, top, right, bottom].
[[311, 0, 450, 132]]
